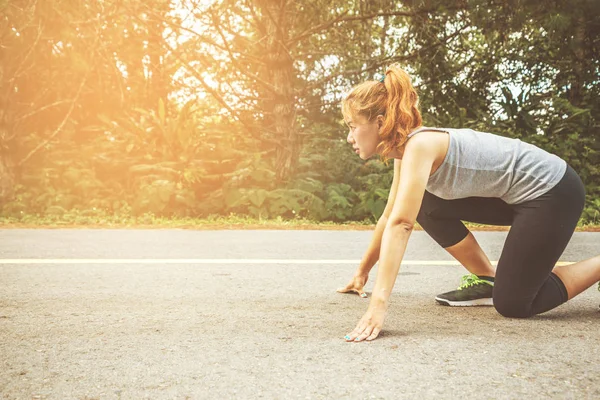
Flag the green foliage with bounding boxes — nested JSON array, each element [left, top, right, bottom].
[[228, 188, 327, 220], [324, 183, 358, 221], [1, 0, 599, 225]]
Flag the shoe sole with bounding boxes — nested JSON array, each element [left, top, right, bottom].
[[435, 297, 494, 307]]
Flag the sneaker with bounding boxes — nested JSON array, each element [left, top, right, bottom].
[[435, 274, 494, 307]]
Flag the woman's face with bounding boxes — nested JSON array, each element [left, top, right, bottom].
[[345, 114, 382, 160]]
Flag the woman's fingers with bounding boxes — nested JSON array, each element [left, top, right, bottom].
[[337, 275, 368, 298], [336, 286, 355, 294], [344, 322, 365, 341], [336, 281, 352, 292], [345, 318, 373, 341], [366, 327, 381, 341], [344, 308, 386, 342], [354, 325, 375, 342], [336, 285, 367, 298], [345, 325, 381, 342], [345, 324, 374, 342], [340, 282, 386, 343]]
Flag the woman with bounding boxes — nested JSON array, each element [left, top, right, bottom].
[[337, 64, 600, 343]]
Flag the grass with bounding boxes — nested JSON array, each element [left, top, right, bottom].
[[0, 213, 372, 230], [1, 212, 599, 231]]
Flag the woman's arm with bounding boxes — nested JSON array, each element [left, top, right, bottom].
[[345, 134, 439, 342], [370, 141, 434, 304], [355, 159, 402, 277]]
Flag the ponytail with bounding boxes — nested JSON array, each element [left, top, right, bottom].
[[341, 64, 422, 164], [377, 65, 422, 163]]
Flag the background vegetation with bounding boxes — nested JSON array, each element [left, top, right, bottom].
[[1, 0, 599, 225]]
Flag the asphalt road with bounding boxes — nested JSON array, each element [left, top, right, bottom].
[[1, 229, 599, 399]]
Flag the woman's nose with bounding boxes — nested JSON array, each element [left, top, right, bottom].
[[346, 130, 353, 144]]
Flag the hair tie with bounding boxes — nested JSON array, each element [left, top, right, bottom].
[[379, 75, 385, 83]]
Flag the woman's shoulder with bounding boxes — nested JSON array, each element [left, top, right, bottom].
[[404, 127, 449, 156]]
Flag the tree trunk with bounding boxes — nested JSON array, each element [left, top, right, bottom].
[[260, 1, 298, 183], [0, 154, 15, 204], [147, 7, 168, 112], [0, 34, 15, 204]]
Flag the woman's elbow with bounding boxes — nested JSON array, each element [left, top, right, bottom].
[[386, 217, 415, 232]]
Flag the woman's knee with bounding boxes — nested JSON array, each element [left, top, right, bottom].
[[493, 292, 535, 318]]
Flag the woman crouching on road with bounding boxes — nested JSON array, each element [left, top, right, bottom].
[[338, 64, 600, 343]]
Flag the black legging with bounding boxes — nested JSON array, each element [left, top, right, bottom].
[[417, 165, 586, 318]]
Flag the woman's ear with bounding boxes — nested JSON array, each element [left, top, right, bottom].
[[377, 115, 385, 129]]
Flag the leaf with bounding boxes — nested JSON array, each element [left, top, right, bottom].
[[176, 100, 196, 146], [224, 189, 244, 207], [374, 188, 389, 199], [250, 168, 276, 183], [248, 189, 267, 207], [156, 181, 175, 203]]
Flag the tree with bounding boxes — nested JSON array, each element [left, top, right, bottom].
[[0, 0, 173, 203]]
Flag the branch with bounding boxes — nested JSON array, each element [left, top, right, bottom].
[[209, 10, 279, 94], [18, 72, 88, 167], [9, 21, 42, 85], [14, 99, 72, 122], [301, 25, 468, 92], [287, 10, 350, 46], [260, 3, 280, 32], [278, 0, 287, 29], [228, 5, 265, 40], [287, 10, 431, 46], [247, 2, 268, 37], [166, 41, 257, 135], [288, 6, 468, 46], [248, 2, 295, 69], [150, 9, 267, 65]]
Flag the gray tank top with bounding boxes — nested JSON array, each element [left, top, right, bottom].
[[407, 126, 567, 204]]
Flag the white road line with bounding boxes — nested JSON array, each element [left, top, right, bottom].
[[0, 259, 574, 266]]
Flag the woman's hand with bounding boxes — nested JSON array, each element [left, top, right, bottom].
[[344, 299, 388, 342], [336, 273, 369, 298]]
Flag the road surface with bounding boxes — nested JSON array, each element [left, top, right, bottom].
[[1, 230, 599, 399]]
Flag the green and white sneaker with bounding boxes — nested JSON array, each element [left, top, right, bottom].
[[435, 274, 494, 307]]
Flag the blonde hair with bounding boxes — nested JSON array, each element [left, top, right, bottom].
[[341, 64, 422, 164]]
